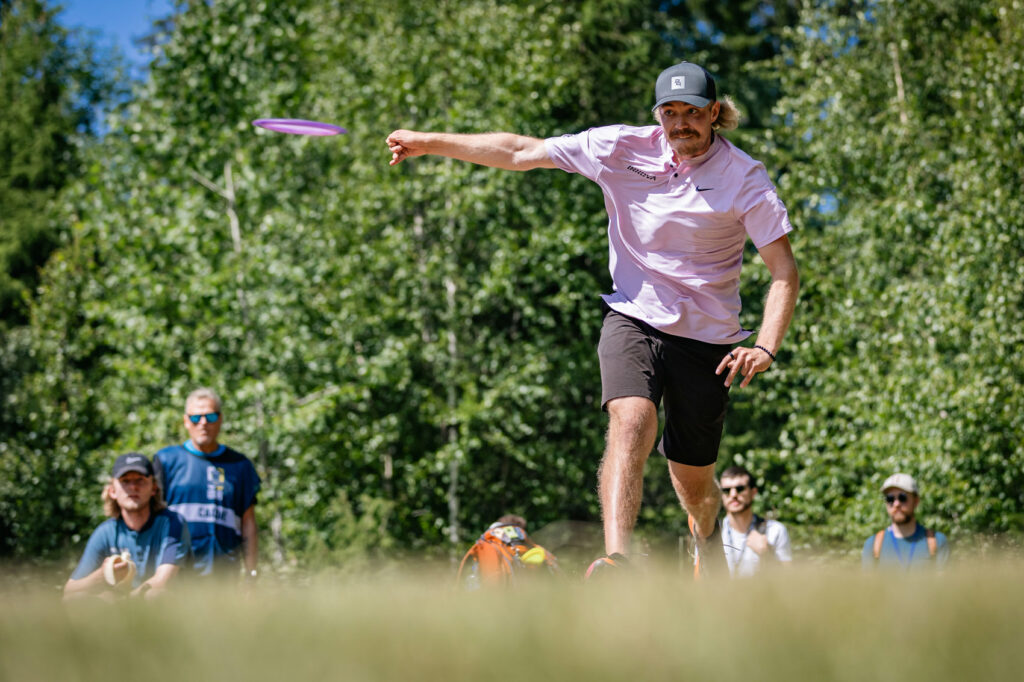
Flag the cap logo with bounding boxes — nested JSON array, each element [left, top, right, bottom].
[[127, 456, 142, 463], [671, 76, 685, 90]]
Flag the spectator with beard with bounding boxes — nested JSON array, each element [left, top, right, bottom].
[[862, 473, 949, 569], [718, 465, 791, 576]]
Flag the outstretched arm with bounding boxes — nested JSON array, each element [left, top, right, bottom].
[[717, 234, 799, 388], [386, 130, 557, 171], [63, 555, 129, 600], [131, 564, 179, 599], [63, 565, 109, 599]]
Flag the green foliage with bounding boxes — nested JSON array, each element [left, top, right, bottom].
[[661, 0, 803, 142], [0, 242, 117, 554], [0, 0, 121, 326], [7, 0, 756, 561], [0, 1, 123, 554], [301, 491, 395, 573], [11, 0, 1019, 569], [733, 0, 1024, 547]]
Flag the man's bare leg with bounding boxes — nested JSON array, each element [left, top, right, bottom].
[[667, 460, 720, 539], [599, 396, 658, 556]]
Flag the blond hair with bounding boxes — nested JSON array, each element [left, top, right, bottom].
[[102, 478, 166, 519], [714, 95, 740, 131], [653, 94, 741, 131]]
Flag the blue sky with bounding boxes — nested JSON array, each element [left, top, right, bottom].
[[58, 0, 175, 68]]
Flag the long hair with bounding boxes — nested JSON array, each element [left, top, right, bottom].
[[653, 95, 742, 131], [102, 477, 167, 519], [713, 95, 740, 131]]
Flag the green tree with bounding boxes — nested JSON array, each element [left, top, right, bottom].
[[0, 0, 122, 556], [0, 0, 119, 326], [4, 0, 807, 564], [741, 0, 1024, 547]]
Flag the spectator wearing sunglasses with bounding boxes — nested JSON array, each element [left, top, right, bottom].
[[154, 388, 261, 580], [718, 465, 792, 577], [861, 473, 949, 569]]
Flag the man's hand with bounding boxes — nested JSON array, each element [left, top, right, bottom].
[[130, 582, 154, 599], [746, 529, 770, 555], [102, 553, 136, 588], [386, 130, 428, 166], [716, 345, 773, 388]]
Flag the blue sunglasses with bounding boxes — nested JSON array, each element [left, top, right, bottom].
[[187, 412, 220, 424]]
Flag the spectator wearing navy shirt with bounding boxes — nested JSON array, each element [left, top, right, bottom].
[[64, 453, 190, 600], [155, 388, 260, 580]]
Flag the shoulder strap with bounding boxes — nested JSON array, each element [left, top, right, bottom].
[[925, 528, 937, 558], [456, 534, 517, 584], [753, 514, 768, 535], [873, 530, 886, 560]]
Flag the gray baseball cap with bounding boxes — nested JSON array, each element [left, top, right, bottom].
[[881, 473, 919, 495], [653, 62, 717, 110]]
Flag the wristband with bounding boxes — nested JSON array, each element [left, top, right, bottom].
[[754, 344, 777, 362]]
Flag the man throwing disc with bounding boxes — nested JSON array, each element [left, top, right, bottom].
[[386, 62, 799, 577]]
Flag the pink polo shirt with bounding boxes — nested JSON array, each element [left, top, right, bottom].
[[545, 125, 792, 344]]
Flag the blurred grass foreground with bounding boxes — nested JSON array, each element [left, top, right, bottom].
[[2, 562, 1023, 682]]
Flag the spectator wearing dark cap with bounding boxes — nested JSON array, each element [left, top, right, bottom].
[[63, 454, 191, 601], [861, 473, 949, 570]]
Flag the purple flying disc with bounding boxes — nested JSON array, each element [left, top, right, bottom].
[[252, 118, 347, 136]]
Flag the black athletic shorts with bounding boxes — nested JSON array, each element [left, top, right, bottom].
[[597, 306, 733, 466]]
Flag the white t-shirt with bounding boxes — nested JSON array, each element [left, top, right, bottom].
[[545, 126, 793, 344], [721, 515, 792, 577]]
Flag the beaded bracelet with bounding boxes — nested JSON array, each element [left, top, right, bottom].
[[754, 344, 777, 362]]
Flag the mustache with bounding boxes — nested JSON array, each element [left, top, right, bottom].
[[669, 129, 699, 139]]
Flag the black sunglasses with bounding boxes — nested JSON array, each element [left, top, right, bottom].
[[722, 485, 749, 495], [885, 493, 909, 505], [187, 412, 220, 425]]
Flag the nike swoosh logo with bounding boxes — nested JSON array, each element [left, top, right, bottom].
[[696, 186, 714, 192]]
